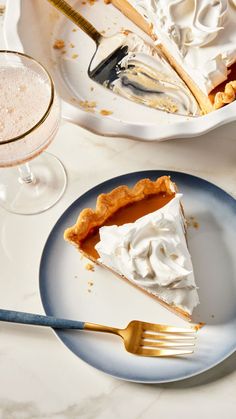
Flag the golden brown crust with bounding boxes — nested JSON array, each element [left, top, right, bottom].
[[64, 176, 176, 245], [213, 80, 236, 109]]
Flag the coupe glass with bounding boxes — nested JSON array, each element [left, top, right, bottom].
[[0, 51, 67, 215]]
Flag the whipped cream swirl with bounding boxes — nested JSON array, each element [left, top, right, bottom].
[[129, 0, 228, 53], [128, 0, 236, 93], [95, 195, 199, 314], [166, 0, 228, 51]]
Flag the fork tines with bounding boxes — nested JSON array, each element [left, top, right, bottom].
[[139, 321, 197, 357]]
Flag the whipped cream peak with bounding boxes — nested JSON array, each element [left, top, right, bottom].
[[178, 0, 227, 48], [128, 0, 236, 93], [158, 0, 229, 50], [95, 194, 199, 314]]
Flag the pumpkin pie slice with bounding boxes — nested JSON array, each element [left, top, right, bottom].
[[64, 176, 199, 321]]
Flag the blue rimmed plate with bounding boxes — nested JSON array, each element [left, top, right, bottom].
[[39, 171, 236, 383]]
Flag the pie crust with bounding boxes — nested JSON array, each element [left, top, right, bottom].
[[64, 176, 176, 246]]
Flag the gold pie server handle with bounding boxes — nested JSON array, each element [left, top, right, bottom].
[[47, 0, 101, 43]]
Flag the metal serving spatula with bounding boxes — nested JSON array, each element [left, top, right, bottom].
[[47, 0, 200, 116]]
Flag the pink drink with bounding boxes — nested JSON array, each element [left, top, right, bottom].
[[0, 66, 60, 167]]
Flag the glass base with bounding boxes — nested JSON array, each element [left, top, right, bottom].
[[0, 152, 67, 215]]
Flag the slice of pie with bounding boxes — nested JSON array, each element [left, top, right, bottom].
[[64, 176, 199, 321], [109, 0, 236, 113]]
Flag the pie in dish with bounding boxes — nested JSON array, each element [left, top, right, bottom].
[[108, 0, 236, 113], [64, 176, 199, 321]]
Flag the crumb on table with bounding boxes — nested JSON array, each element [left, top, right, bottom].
[[53, 39, 65, 49], [72, 53, 79, 59]]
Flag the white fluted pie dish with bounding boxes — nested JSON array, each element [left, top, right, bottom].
[[4, 0, 236, 141]]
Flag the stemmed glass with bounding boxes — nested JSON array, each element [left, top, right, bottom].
[[0, 51, 67, 214]]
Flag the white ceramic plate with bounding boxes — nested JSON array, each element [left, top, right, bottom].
[[39, 171, 236, 383], [4, 0, 236, 141]]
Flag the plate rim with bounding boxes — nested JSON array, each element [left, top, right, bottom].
[[39, 170, 236, 383], [4, 0, 236, 142]]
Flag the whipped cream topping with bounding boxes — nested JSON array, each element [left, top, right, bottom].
[[127, 0, 236, 93], [95, 194, 199, 315]]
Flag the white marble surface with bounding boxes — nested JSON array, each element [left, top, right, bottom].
[[1, 119, 236, 418]]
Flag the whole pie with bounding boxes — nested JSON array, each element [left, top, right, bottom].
[[64, 176, 199, 321], [107, 0, 236, 113]]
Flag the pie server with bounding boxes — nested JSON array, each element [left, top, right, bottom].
[[47, 0, 200, 116]]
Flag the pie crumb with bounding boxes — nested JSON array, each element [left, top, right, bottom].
[[0, 4, 5, 15], [85, 263, 95, 272], [100, 109, 113, 116], [186, 216, 200, 229], [72, 53, 79, 59], [79, 100, 97, 112], [53, 39, 65, 49], [104, 0, 111, 3]]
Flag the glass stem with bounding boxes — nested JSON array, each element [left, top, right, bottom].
[[18, 163, 36, 184]]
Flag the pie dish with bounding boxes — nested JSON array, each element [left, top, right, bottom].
[[110, 0, 236, 114], [5, 0, 236, 140], [64, 176, 199, 321]]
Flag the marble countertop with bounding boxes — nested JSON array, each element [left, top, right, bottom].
[[1, 120, 236, 418]]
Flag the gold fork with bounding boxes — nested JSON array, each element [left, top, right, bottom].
[[85, 320, 197, 357], [0, 309, 197, 357]]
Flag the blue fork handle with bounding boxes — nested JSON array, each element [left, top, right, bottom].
[[0, 309, 85, 330]]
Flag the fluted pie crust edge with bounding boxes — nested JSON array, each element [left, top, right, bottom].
[[64, 176, 176, 245]]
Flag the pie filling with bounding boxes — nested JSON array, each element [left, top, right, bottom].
[[209, 62, 236, 103], [80, 192, 174, 260]]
